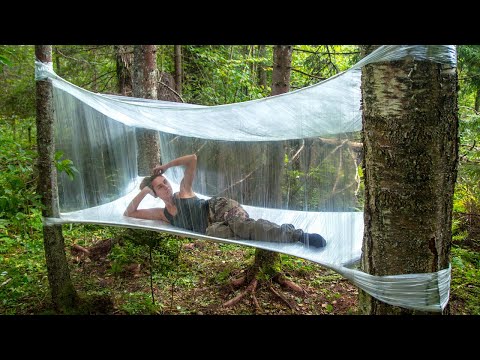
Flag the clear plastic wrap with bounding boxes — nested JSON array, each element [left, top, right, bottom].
[[38, 45, 456, 312]]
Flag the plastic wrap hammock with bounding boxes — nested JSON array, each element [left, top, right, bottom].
[[37, 45, 456, 312]]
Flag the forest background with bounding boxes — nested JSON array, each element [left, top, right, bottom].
[[0, 45, 478, 315]]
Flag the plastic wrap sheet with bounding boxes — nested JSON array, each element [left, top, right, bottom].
[[37, 44, 456, 312], [36, 45, 456, 142]]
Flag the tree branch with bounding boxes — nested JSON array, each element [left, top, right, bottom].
[[80, 70, 116, 88], [291, 67, 326, 81], [158, 80, 185, 103], [293, 47, 360, 56]]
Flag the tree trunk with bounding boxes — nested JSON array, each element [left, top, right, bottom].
[[359, 45, 458, 314], [133, 45, 161, 175], [254, 45, 294, 275], [114, 45, 133, 96], [174, 45, 182, 96], [475, 87, 480, 112], [268, 45, 292, 207], [35, 45, 78, 312], [271, 45, 292, 95], [258, 45, 267, 89], [158, 71, 181, 102]]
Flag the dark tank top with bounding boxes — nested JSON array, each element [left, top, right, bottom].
[[163, 193, 209, 234]]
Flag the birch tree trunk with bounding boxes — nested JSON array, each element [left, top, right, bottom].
[[359, 45, 459, 314], [35, 45, 78, 312]]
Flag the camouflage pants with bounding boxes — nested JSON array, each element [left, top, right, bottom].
[[206, 196, 304, 243]]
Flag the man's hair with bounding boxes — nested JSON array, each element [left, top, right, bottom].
[[139, 174, 163, 197]]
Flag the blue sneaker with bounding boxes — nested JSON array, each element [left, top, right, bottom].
[[301, 233, 327, 248]]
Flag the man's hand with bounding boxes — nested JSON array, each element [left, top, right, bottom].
[[153, 164, 167, 175]]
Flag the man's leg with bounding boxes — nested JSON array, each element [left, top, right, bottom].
[[207, 197, 326, 248], [228, 218, 303, 243], [206, 197, 249, 239]]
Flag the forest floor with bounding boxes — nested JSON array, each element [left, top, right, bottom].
[[49, 230, 469, 316], [65, 235, 361, 315]]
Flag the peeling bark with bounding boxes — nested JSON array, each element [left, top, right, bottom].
[[114, 45, 133, 96]]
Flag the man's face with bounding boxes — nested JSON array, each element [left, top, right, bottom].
[[151, 175, 173, 200]]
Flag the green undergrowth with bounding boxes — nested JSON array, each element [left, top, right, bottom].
[[450, 245, 480, 315], [1, 218, 479, 314]]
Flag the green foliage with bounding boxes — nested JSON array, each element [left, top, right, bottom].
[[0, 52, 13, 67], [0, 46, 36, 119], [118, 291, 164, 315], [451, 246, 480, 314], [0, 232, 50, 315], [291, 45, 360, 88], [114, 229, 182, 273], [0, 117, 43, 234], [453, 87, 480, 248], [52, 45, 118, 94], [182, 45, 272, 105], [54, 151, 79, 180], [457, 45, 480, 101]]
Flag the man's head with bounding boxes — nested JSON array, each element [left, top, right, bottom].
[[140, 174, 173, 200]]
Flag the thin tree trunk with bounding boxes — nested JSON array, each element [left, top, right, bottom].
[[35, 45, 78, 312], [271, 45, 292, 95], [359, 45, 458, 314], [133, 45, 161, 175], [475, 88, 480, 112], [258, 45, 267, 89], [254, 45, 294, 276], [174, 45, 182, 96], [114, 45, 133, 96], [268, 45, 292, 207]]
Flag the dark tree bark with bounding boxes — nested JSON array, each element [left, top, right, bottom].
[[268, 45, 293, 207], [258, 45, 267, 89], [35, 45, 78, 312], [254, 45, 293, 295], [359, 45, 458, 314], [133, 45, 161, 175], [174, 45, 183, 96], [158, 71, 181, 102], [157, 46, 182, 102], [271, 45, 293, 95], [114, 45, 133, 96], [223, 45, 301, 310], [475, 88, 480, 112]]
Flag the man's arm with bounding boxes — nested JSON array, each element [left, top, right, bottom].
[[123, 186, 168, 221], [153, 154, 197, 197]]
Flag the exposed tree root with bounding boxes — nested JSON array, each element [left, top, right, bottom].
[[223, 268, 306, 311], [230, 275, 247, 288], [273, 273, 307, 295], [269, 284, 297, 312], [223, 277, 258, 309], [71, 244, 91, 256], [71, 238, 119, 261]]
